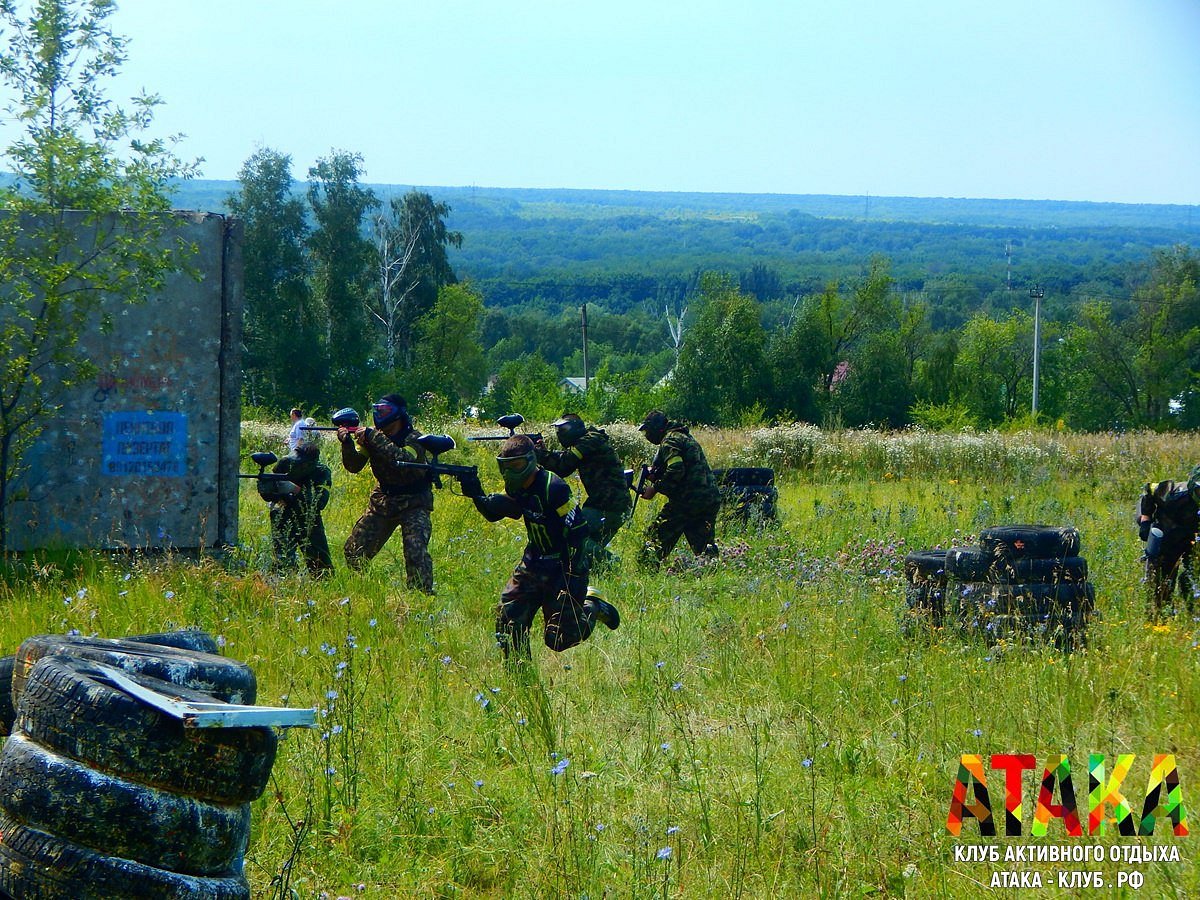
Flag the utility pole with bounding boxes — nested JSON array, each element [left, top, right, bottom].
[[1030, 284, 1044, 416], [581, 303, 589, 392]]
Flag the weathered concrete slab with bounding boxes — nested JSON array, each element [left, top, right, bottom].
[[6, 211, 242, 551]]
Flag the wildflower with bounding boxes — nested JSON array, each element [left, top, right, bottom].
[[118, 591, 128, 597], [331, 724, 343, 735], [369, 618, 378, 627], [972, 729, 983, 737], [671, 682, 683, 692], [215, 635, 226, 647], [655, 661, 665, 670], [475, 692, 490, 708], [550, 758, 569, 776], [802, 758, 813, 768], [325, 690, 338, 701], [440, 655, 452, 666], [473, 779, 484, 789], [595, 823, 606, 832], [338, 597, 350, 607], [123, 573, 132, 582], [517, 717, 527, 726], [164, 590, 175, 599], [325, 766, 336, 775], [666, 825, 680, 835], [898, 674, 908, 682], [489, 686, 500, 694], [660, 742, 671, 752], [76, 588, 87, 599], [657, 846, 672, 860]]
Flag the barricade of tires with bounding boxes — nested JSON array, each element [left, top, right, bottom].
[[904, 525, 1096, 648], [0, 631, 276, 899], [713, 467, 778, 526]]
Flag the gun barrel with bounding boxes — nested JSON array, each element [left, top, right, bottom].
[[467, 431, 543, 442]]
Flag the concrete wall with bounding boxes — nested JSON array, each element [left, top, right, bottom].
[[6, 211, 243, 551]]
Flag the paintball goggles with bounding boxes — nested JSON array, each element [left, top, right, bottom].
[[301, 407, 361, 433], [392, 434, 485, 499], [467, 413, 542, 444], [238, 451, 298, 501]]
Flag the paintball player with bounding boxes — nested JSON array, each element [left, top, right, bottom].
[[472, 434, 621, 661], [268, 433, 333, 576], [636, 409, 722, 568], [1136, 465, 1200, 618], [339, 394, 436, 593], [535, 413, 632, 568]]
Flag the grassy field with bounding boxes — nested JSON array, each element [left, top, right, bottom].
[[2, 424, 1198, 898]]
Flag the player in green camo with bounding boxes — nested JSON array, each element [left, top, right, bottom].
[[636, 409, 722, 568], [472, 434, 621, 661], [535, 413, 632, 569], [268, 434, 333, 576], [339, 394, 436, 593]]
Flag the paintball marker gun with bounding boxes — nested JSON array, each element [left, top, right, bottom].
[[467, 413, 542, 444], [393, 434, 484, 498], [238, 451, 298, 501], [629, 464, 652, 516], [301, 407, 361, 433]]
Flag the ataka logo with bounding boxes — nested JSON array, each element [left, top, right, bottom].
[[947, 754, 1188, 837]]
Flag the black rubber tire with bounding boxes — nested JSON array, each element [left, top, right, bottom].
[[903, 582, 946, 626], [990, 555, 1089, 584], [127, 629, 221, 655], [945, 547, 991, 582], [991, 581, 1093, 617], [903, 550, 947, 584], [979, 525, 1081, 559], [719, 485, 779, 522], [0, 734, 249, 877], [0, 657, 14, 737], [0, 811, 249, 900], [12, 635, 256, 706], [15, 655, 276, 804]]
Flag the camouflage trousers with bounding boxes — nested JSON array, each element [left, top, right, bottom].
[[580, 504, 626, 569], [639, 499, 721, 568], [496, 556, 593, 659], [344, 489, 434, 593], [1145, 535, 1194, 619], [270, 502, 333, 577]]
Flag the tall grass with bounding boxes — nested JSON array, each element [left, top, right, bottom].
[[2, 424, 1198, 897]]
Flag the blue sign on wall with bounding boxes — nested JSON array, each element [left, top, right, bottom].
[[101, 411, 188, 476]]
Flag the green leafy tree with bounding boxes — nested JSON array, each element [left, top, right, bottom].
[[954, 311, 1035, 423], [370, 190, 461, 371], [1063, 247, 1200, 428], [227, 148, 324, 407], [410, 283, 487, 409], [672, 272, 770, 424], [0, 0, 196, 550], [307, 150, 378, 393]]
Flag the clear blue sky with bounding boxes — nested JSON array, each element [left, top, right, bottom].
[[82, 1, 1200, 204]]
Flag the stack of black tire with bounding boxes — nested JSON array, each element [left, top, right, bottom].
[[712, 467, 778, 525], [904, 525, 1095, 648], [0, 632, 277, 899], [902, 549, 950, 628]]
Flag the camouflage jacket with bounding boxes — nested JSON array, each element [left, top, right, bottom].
[[538, 427, 631, 515], [1139, 480, 1199, 539], [271, 453, 332, 514], [647, 424, 720, 509], [341, 427, 433, 500]]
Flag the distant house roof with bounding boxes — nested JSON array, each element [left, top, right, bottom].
[[560, 377, 588, 393]]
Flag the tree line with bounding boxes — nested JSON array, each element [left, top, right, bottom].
[[231, 149, 1198, 432]]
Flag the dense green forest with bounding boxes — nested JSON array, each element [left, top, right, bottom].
[[173, 170, 1200, 432]]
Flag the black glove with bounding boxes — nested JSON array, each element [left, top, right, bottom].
[[459, 471, 484, 499], [1139, 519, 1152, 541]]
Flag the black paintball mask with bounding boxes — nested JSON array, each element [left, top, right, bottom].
[[372, 395, 411, 436], [638, 410, 669, 445], [497, 436, 538, 491], [552, 414, 586, 448]]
